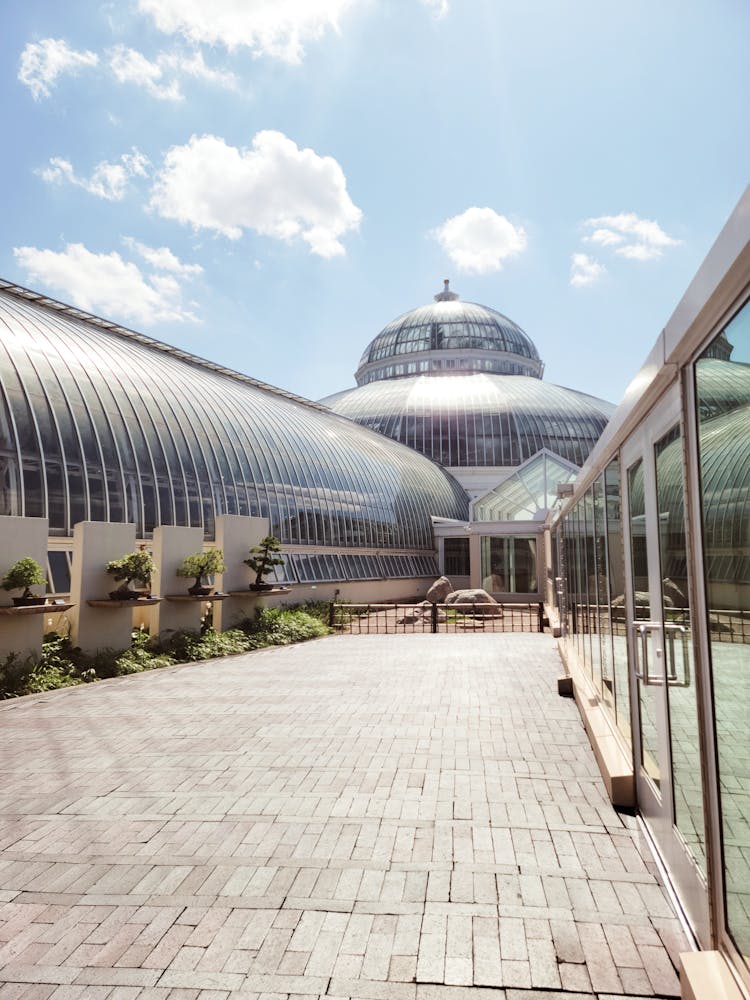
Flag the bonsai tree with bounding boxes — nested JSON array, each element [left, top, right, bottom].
[[176, 549, 227, 595], [105, 550, 156, 598], [1, 557, 47, 602], [244, 535, 285, 589]]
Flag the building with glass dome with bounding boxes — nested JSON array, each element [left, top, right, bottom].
[[322, 280, 615, 596], [0, 279, 469, 597]]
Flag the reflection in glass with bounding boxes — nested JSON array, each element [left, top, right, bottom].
[[695, 300, 750, 966], [605, 461, 631, 741], [654, 424, 706, 873], [628, 458, 661, 791], [480, 536, 537, 593]]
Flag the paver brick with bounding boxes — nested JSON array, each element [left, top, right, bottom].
[[0, 635, 688, 999]]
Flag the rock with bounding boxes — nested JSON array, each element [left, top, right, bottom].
[[444, 588, 502, 616], [426, 575, 453, 603]]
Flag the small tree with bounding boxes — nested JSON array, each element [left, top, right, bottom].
[[244, 536, 285, 588], [105, 551, 156, 597], [2, 557, 47, 599], [176, 549, 227, 594]]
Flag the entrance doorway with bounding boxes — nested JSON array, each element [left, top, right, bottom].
[[621, 384, 709, 945]]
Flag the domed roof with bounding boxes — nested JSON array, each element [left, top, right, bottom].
[[355, 281, 543, 385], [322, 373, 614, 469]]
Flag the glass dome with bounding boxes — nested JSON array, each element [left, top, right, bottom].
[[0, 282, 469, 545], [355, 281, 543, 385], [322, 373, 615, 469]]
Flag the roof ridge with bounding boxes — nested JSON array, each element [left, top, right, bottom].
[[0, 277, 332, 415]]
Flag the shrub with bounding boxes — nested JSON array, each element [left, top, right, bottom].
[[162, 628, 254, 662], [106, 551, 156, 595], [244, 607, 328, 645], [175, 549, 227, 591], [244, 536, 284, 586], [1, 557, 47, 599]]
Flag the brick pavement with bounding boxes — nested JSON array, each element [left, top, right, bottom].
[[0, 633, 688, 999]]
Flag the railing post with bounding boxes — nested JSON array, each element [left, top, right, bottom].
[[538, 602, 544, 633], [431, 602, 438, 633], [329, 601, 336, 630]]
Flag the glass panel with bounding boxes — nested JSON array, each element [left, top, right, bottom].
[[628, 458, 660, 791], [480, 536, 537, 593], [443, 537, 470, 577], [654, 424, 706, 873], [695, 299, 750, 964], [605, 461, 631, 742]]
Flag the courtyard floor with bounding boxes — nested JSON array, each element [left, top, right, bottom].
[[0, 633, 688, 1000]]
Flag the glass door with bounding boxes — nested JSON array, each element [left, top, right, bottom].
[[622, 384, 709, 945]]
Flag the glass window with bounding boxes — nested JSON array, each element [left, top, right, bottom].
[[695, 299, 750, 965], [480, 536, 537, 593], [444, 537, 470, 577]]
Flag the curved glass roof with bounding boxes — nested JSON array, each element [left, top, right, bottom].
[[322, 373, 615, 468], [0, 283, 469, 544], [355, 282, 543, 385]]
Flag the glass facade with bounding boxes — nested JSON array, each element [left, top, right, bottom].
[[355, 299, 543, 383], [473, 451, 579, 521], [444, 537, 470, 577], [323, 374, 614, 469], [695, 301, 750, 968], [556, 462, 631, 742], [0, 287, 469, 553], [480, 536, 537, 593]]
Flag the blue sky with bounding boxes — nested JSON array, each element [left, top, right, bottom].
[[2, 0, 748, 406]]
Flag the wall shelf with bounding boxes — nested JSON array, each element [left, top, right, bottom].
[[87, 598, 162, 608], [0, 602, 75, 617], [228, 587, 291, 597], [164, 593, 229, 603]]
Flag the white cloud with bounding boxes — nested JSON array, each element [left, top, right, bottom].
[[432, 207, 527, 274], [137, 0, 354, 62], [122, 237, 203, 276], [18, 38, 98, 100], [421, 0, 449, 17], [582, 212, 681, 261], [37, 148, 150, 201], [149, 131, 362, 258], [108, 45, 237, 100], [570, 253, 605, 288], [13, 243, 198, 325]]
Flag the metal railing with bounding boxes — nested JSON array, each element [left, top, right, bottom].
[[330, 602, 545, 635]]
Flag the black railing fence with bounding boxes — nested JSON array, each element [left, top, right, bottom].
[[330, 602, 545, 635]]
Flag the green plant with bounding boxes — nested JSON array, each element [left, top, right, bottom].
[[244, 536, 284, 587], [1, 557, 46, 599], [105, 550, 156, 596], [175, 549, 227, 592], [242, 607, 328, 644]]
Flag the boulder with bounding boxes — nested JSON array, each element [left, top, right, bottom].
[[426, 575, 453, 603], [444, 588, 503, 616]]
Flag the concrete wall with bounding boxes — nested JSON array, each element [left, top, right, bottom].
[[151, 525, 206, 639], [213, 515, 270, 630], [69, 521, 136, 654], [0, 515, 49, 662]]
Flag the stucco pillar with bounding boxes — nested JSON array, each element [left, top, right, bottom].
[[69, 521, 136, 654], [151, 525, 205, 639], [469, 532, 482, 590], [213, 515, 270, 631], [0, 515, 49, 663]]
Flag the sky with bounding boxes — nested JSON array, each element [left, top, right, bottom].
[[2, 0, 749, 407]]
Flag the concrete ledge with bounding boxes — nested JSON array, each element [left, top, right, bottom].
[[680, 950, 746, 1000], [558, 640, 635, 808]]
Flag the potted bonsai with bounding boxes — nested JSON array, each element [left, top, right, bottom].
[[244, 535, 285, 591], [105, 550, 156, 600], [175, 549, 227, 596], [2, 557, 47, 606]]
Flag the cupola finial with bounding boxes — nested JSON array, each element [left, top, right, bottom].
[[434, 278, 459, 302]]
